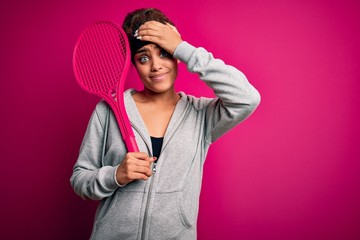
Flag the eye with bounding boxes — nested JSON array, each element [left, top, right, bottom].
[[160, 50, 171, 58], [138, 55, 149, 63]]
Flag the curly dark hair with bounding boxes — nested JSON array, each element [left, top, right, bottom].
[[122, 8, 175, 62], [122, 8, 175, 40]]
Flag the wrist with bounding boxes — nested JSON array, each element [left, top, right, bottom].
[[170, 39, 183, 55], [115, 165, 127, 187]]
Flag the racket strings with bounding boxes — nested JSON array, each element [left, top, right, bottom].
[[87, 25, 119, 93], [97, 23, 120, 92], [102, 23, 127, 94], [75, 22, 128, 96], [81, 33, 104, 92], [74, 21, 135, 145]]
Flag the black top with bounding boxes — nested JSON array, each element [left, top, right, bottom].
[[150, 136, 164, 159]]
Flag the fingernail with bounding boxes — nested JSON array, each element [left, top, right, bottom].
[[152, 157, 157, 161], [136, 36, 142, 40], [133, 29, 138, 37]]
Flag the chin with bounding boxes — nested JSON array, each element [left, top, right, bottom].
[[146, 84, 175, 94]]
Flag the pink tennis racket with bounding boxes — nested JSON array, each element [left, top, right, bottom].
[[73, 20, 139, 152]]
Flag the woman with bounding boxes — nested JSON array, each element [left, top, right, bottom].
[[71, 8, 260, 240]]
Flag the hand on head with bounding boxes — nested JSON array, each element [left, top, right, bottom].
[[134, 20, 182, 55]]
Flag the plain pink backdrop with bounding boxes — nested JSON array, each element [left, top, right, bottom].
[[1, 0, 359, 239]]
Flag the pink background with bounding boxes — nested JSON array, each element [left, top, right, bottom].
[[1, 0, 359, 239]]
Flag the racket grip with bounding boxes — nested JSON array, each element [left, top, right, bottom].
[[124, 135, 139, 152]]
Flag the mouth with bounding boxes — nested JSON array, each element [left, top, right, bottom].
[[149, 73, 168, 81]]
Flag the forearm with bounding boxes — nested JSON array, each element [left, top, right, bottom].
[[70, 102, 120, 200], [174, 41, 260, 109], [174, 41, 261, 142], [70, 165, 120, 200]]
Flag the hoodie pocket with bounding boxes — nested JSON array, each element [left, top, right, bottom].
[[148, 192, 195, 239], [176, 191, 194, 228]]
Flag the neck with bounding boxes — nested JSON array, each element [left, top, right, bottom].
[[136, 88, 180, 105]]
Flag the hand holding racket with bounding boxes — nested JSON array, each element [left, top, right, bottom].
[[73, 20, 139, 152]]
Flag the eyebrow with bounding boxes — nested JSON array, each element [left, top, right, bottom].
[[135, 48, 150, 54], [135, 45, 159, 55]]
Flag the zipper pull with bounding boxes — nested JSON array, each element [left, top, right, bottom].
[[152, 162, 157, 174]]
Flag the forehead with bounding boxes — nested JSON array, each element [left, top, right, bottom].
[[135, 44, 160, 54]]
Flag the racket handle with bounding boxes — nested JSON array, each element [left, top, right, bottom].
[[124, 135, 139, 152]]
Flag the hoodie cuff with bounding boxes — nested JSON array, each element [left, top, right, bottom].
[[173, 41, 197, 64], [114, 165, 126, 187], [100, 165, 124, 190]]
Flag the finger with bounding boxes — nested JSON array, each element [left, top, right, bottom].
[[136, 29, 160, 39], [128, 152, 149, 160], [166, 23, 181, 37], [132, 165, 152, 175], [122, 163, 151, 178], [135, 158, 156, 176], [129, 153, 156, 166], [136, 35, 160, 44], [140, 20, 165, 29], [136, 22, 161, 36], [129, 172, 151, 181], [137, 27, 168, 41], [137, 21, 172, 37], [131, 163, 154, 176], [133, 159, 151, 167]]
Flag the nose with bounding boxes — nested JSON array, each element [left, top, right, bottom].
[[151, 56, 162, 72]]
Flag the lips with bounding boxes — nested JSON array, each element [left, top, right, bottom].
[[149, 73, 168, 81]]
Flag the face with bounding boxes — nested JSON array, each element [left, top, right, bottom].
[[133, 44, 178, 94]]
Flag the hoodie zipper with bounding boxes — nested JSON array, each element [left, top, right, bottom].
[[130, 97, 188, 239], [131, 125, 156, 240], [141, 163, 156, 240]]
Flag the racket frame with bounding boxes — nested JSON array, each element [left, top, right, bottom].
[[73, 20, 139, 152]]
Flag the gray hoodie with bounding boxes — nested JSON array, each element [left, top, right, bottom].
[[70, 41, 260, 240]]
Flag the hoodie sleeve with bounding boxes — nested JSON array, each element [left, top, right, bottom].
[[70, 101, 121, 200], [173, 41, 261, 143]]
